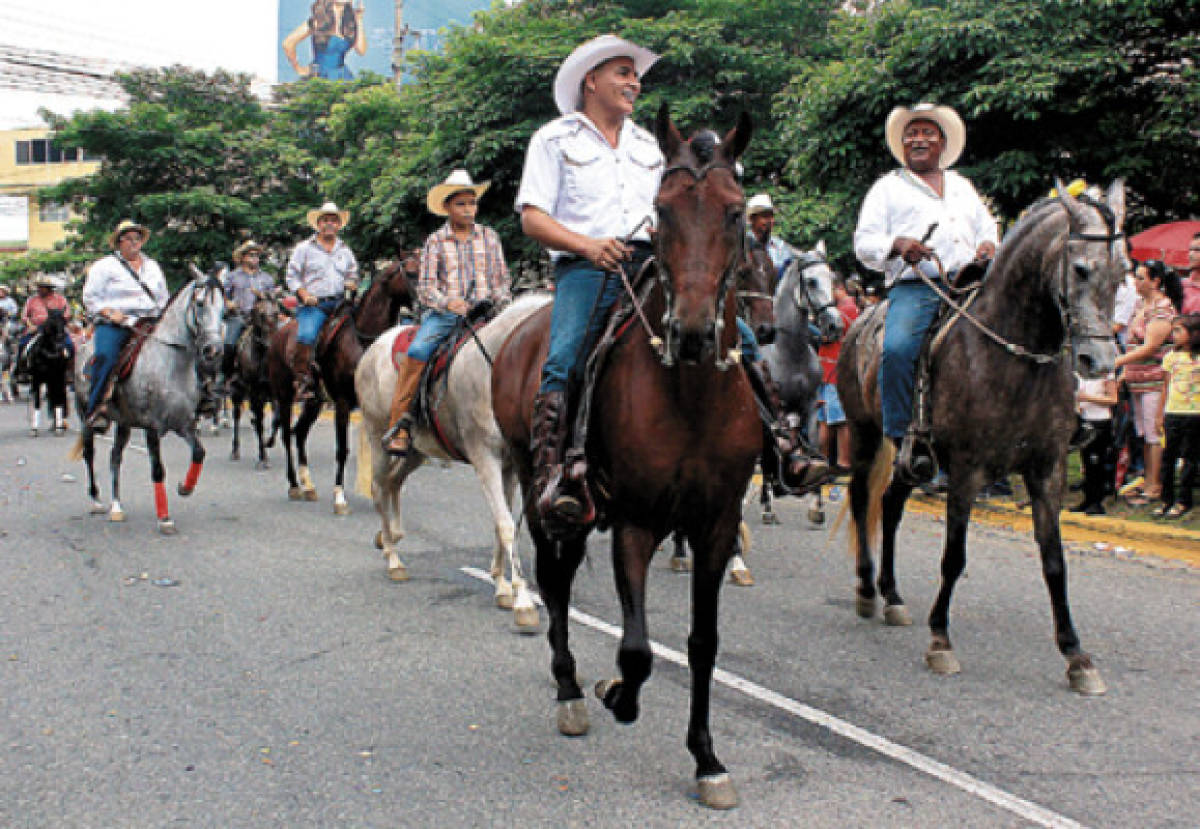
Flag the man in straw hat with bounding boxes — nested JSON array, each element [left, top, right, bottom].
[[514, 33, 664, 530], [853, 102, 999, 483], [746, 193, 793, 273], [80, 220, 170, 429], [381, 169, 510, 456], [223, 240, 276, 375], [18, 273, 74, 363], [285, 201, 358, 400]]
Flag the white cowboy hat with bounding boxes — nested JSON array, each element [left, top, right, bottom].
[[885, 103, 966, 170], [425, 169, 491, 217], [553, 34, 660, 116], [109, 219, 150, 248], [35, 274, 61, 289], [746, 193, 775, 217], [232, 240, 264, 265], [306, 201, 350, 230]]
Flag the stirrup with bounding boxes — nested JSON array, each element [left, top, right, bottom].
[[85, 407, 111, 432], [381, 416, 413, 457], [895, 430, 937, 485]]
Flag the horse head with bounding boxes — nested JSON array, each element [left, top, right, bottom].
[[38, 307, 70, 357], [1053, 179, 1126, 378], [777, 247, 843, 345], [653, 105, 752, 368], [738, 242, 776, 346], [177, 264, 226, 371], [249, 291, 281, 337], [382, 254, 421, 321]]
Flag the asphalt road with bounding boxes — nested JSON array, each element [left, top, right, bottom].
[[0, 402, 1196, 828]]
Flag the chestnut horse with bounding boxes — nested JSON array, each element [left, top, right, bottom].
[[492, 108, 760, 809], [267, 256, 418, 511]]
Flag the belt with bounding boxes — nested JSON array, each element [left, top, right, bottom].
[[555, 240, 654, 272]]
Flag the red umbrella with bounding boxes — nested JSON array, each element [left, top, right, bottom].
[[1128, 221, 1200, 269]]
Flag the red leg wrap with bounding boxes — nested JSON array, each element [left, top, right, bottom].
[[183, 461, 202, 493], [154, 482, 169, 520]]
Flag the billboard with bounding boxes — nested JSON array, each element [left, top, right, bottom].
[[399, 1, 493, 62], [278, 0, 396, 82], [0, 195, 29, 249]]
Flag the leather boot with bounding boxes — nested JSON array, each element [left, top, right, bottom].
[[745, 359, 829, 494], [893, 432, 937, 486], [531, 390, 594, 536], [291, 343, 315, 401], [381, 358, 426, 456]]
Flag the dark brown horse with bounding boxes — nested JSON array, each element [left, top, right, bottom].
[[837, 181, 1126, 695], [267, 255, 419, 511], [492, 108, 760, 809], [230, 292, 283, 468]]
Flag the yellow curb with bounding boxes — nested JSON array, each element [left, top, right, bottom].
[[907, 492, 1200, 569]]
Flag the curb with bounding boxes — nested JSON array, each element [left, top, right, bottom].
[[905, 491, 1200, 569]]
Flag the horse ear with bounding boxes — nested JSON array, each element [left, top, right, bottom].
[[1105, 178, 1126, 229], [1053, 177, 1089, 228], [655, 102, 682, 159], [815, 239, 827, 258], [721, 111, 753, 162]]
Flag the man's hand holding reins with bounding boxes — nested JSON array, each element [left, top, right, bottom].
[[892, 236, 933, 264], [583, 237, 632, 272]]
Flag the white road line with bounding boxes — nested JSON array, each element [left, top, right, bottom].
[[461, 565, 1087, 829]]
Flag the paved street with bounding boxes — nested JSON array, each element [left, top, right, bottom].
[[1, 401, 1196, 828]]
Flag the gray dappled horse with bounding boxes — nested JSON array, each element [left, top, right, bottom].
[[72, 267, 225, 533], [838, 181, 1126, 695], [759, 245, 842, 525]]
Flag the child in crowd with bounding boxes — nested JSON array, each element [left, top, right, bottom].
[[1072, 371, 1119, 515], [1154, 314, 1200, 518]]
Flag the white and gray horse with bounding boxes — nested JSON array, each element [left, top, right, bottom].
[[354, 294, 549, 630], [71, 266, 225, 533]]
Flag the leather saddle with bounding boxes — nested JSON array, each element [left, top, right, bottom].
[[114, 319, 158, 382]]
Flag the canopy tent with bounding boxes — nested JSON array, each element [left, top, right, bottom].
[[1128, 221, 1200, 269]]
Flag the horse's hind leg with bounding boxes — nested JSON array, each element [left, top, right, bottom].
[[849, 426, 882, 618], [332, 401, 350, 515], [251, 395, 270, 468], [536, 525, 588, 737], [81, 425, 104, 514], [28, 380, 40, 435], [472, 452, 537, 629], [668, 530, 691, 572], [377, 451, 420, 581], [230, 392, 243, 460], [596, 521, 656, 725], [280, 397, 301, 498], [293, 400, 321, 501], [108, 423, 131, 522], [145, 429, 175, 535], [878, 480, 914, 626], [176, 426, 206, 497], [1024, 469, 1105, 695]]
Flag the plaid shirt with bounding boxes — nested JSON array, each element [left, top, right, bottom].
[[418, 222, 510, 311]]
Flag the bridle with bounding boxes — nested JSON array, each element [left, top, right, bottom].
[[1057, 194, 1124, 346], [654, 159, 744, 370], [788, 252, 839, 326]]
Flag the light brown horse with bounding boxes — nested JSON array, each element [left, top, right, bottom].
[[492, 108, 760, 809]]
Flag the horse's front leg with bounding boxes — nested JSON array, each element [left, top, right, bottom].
[[293, 399, 321, 501], [684, 510, 741, 810], [332, 400, 350, 515], [250, 392, 269, 469], [80, 424, 104, 514], [849, 434, 879, 618], [230, 390, 242, 461], [1024, 468, 1106, 695], [375, 450, 420, 582], [145, 429, 176, 535], [878, 479, 914, 626], [108, 423, 132, 522], [473, 452, 537, 629], [534, 521, 588, 737], [924, 470, 979, 677], [28, 379, 40, 435], [176, 425, 206, 497], [596, 521, 656, 725], [668, 529, 691, 572]]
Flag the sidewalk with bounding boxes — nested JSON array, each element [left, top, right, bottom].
[[904, 489, 1200, 569]]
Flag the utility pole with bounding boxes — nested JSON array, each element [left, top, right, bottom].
[[391, 0, 409, 86]]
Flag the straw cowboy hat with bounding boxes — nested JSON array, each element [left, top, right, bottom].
[[34, 273, 62, 289], [232, 240, 264, 265], [885, 103, 966, 170], [553, 34, 660, 116], [306, 201, 350, 230], [746, 193, 776, 217], [426, 169, 491, 217], [109, 219, 150, 248]]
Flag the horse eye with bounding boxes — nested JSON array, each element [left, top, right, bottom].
[[1073, 262, 1090, 281]]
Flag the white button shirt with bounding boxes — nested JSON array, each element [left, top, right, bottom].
[[82, 253, 170, 324], [286, 236, 358, 298], [515, 112, 664, 259], [854, 169, 999, 287]]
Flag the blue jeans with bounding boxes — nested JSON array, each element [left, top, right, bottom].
[[539, 260, 625, 394], [86, 322, 130, 415], [406, 309, 459, 362], [736, 317, 761, 363], [880, 278, 943, 438], [816, 382, 846, 424], [224, 314, 245, 347], [295, 299, 339, 346]]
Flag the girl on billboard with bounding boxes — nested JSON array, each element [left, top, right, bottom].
[[283, 0, 367, 81]]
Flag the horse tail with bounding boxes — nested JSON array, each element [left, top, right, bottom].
[[355, 423, 374, 498], [830, 438, 893, 557], [66, 434, 84, 462]]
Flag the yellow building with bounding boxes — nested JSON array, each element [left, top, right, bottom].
[[0, 128, 99, 256]]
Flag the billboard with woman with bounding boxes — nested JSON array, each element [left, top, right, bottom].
[[279, 0, 394, 81]]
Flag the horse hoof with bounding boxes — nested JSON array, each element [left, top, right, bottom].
[[669, 556, 692, 573], [387, 564, 410, 582], [29, 428, 37, 437], [255, 460, 270, 471], [495, 592, 515, 610], [729, 567, 754, 587], [855, 594, 877, 619], [594, 678, 622, 705], [89, 502, 106, 515], [177, 484, 193, 498], [374, 531, 385, 550], [288, 487, 304, 501], [303, 488, 318, 502], [556, 699, 589, 737], [158, 519, 177, 535], [333, 502, 350, 516], [1067, 664, 1107, 696], [807, 508, 826, 525], [925, 647, 961, 675], [883, 604, 913, 626], [697, 773, 739, 810], [761, 510, 779, 525], [230, 450, 240, 461], [109, 510, 125, 523], [513, 605, 540, 631]]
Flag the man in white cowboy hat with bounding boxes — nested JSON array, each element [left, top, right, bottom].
[[746, 193, 793, 273], [222, 240, 276, 379], [853, 102, 999, 482], [80, 219, 170, 428], [285, 201, 358, 400], [514, 33, 663, 531], [381, 169, 511, 455]]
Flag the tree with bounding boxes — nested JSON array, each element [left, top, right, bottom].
[[778, 0, 1200, 271]]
